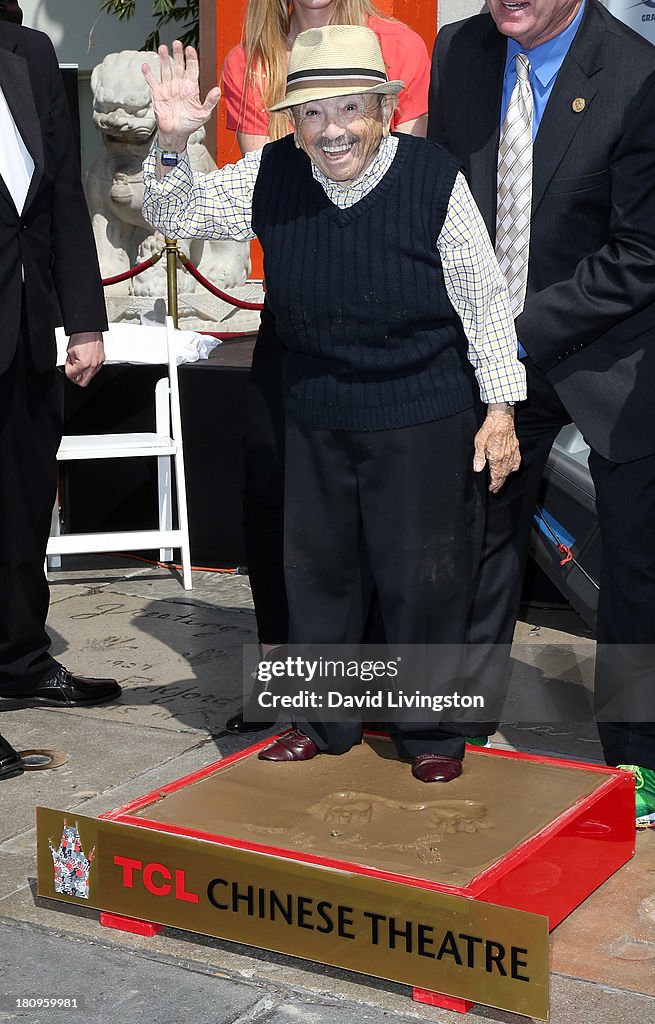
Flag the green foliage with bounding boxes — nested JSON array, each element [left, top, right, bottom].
[[101, 1, 200, 51]]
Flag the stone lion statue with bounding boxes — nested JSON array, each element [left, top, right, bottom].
[[87, 50, 249, 297]]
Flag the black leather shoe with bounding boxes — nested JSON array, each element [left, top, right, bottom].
[[226, 709, 275, 734], [0, 734, 24, 781], [1, 666, 121, 707], [411, 754, 463, 783], [258, 729, 320, 762]]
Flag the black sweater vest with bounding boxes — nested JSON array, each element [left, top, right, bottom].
[[251, 133, 475, 431]]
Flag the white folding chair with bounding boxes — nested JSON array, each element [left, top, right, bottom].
[[47, 317, 192, 590]]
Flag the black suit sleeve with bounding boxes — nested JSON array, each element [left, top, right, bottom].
[[518, 73, 655, 371], [39, 32, 108, 334], [427, 29, 450, 147]]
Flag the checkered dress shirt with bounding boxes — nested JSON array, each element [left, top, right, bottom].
[[143, 137, 526, 405]]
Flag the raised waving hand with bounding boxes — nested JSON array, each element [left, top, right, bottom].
[[142, 40, 221, 151]]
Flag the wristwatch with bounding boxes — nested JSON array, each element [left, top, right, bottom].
[[155, 145, 181, 167]]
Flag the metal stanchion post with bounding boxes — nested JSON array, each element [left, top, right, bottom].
[[164, 237, 179, 327]]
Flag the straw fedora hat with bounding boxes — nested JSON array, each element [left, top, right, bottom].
[[268, 25, 404, 112]]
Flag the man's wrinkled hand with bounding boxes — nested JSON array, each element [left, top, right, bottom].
[[473, 405, 521, 493], [141, 40, 221, 152], [65, 332, 105, 388]]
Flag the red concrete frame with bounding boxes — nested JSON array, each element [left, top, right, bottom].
[[98, 740, 635, 1014]]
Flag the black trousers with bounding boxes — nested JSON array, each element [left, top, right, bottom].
[[242, 307, 387, 646], [284, 410, 484, 759], [0, 328, 61, 691], [467, 358, 655, 769], [242, 304, 289, 645]]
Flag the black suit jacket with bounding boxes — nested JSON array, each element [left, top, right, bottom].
[[0, 22, 106, 375], [428, 1, 655, 461]]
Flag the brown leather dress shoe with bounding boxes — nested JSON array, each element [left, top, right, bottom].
[[258, 729, 320, 762], [411, 753, 463, 783]]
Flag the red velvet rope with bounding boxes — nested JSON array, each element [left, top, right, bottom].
[[102, 252, 162, 287], [101, 247, 264, 313], [177, 254, 264, 310]]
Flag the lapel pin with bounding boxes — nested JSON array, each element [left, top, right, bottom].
[[572, 97, 586, 113]]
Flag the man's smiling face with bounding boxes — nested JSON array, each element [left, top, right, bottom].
[[489, 0, 583, 50], [291, 93, 395, 186]]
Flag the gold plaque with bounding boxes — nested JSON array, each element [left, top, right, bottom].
[[38, 806, 549, 1019], [572, 97, 586, 113]]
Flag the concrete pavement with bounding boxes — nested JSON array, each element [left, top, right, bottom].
[[0, 559, 652, 1024]]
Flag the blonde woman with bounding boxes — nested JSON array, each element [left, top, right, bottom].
[[222, 0, 430, 152], [223, 2, 430, 734]]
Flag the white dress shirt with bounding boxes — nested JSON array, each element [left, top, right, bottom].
[[0, 83, 34, 214]]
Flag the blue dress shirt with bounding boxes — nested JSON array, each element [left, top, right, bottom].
[[500, 2, 587, 136]]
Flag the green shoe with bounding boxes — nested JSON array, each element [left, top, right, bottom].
[[617, 765, 655, 829], [466, 736, 490, 747]]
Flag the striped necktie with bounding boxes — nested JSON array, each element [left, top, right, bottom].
[[496, 53, 534, 316]]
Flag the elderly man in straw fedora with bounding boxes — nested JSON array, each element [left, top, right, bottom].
[[142, 26, 526, 783]]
